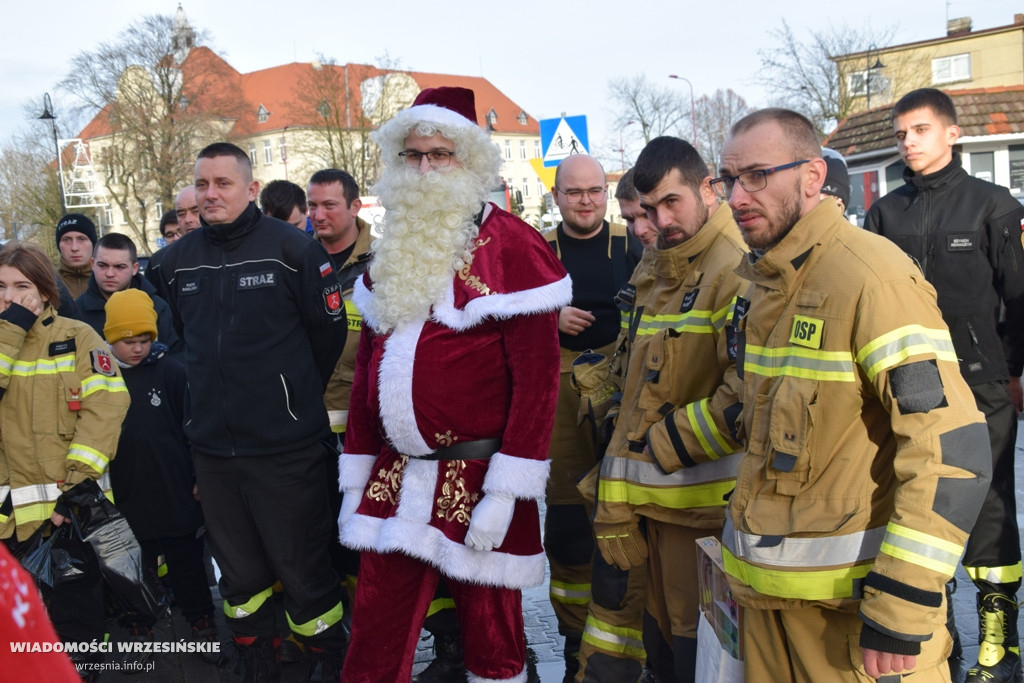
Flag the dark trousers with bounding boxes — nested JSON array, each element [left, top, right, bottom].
[[963, 380, 1022, 597], [140, 533, 214, 624], [194, 444, 344, 645]]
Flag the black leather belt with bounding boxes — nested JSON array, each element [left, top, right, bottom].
[[418, 437, 501, 461]]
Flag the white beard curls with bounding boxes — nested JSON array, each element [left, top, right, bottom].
[[367, 165, 490, 334]]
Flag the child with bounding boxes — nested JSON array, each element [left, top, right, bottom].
[[103, 289, 218, 661]]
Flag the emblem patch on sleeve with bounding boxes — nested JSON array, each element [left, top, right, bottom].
[[323, 284, 343, 316], [91, 349, 116, 376], [319, 262, 334, 278]]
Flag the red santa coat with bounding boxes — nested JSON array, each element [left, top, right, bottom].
[[339, 204, 571, 589]]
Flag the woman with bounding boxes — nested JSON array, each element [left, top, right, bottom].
[[0, 241, 130, 672]]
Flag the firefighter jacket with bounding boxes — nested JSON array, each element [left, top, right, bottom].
[[594, 203, 748, 530], [323, 217, 374, 434], [154, 203, 347, 457], [865, 153, 1024, 384], [0, 304, 129, 541], [723, 200, 991, 655]]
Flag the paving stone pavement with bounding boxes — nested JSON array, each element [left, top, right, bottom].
[[87, 425, 1024, 682]]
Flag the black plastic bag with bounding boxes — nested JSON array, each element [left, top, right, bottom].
[[58, 479, 169, 621]]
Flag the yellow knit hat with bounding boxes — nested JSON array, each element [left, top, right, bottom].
[[103, 289, 158, 343]]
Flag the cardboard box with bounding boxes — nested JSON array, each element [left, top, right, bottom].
[[696, 536, 744, 660]]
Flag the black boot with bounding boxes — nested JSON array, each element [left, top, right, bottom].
[[965, 593, 1021, 683], [562, 633, 582, 683], [233, 635, 281, 683], [412, 632, 465, 683]]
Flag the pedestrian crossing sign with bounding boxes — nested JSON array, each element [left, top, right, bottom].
[[540, 116, 589, 168]]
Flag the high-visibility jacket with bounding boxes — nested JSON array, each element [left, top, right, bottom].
[[323, 218, 374, 434], [0, 304, 129, 541], [595, 203, 748, 529], [724, 200, 991, 653]]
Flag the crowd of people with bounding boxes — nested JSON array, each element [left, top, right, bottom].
[[0, 84, 1021, 683]]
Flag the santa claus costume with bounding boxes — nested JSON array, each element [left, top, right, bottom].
[[338, 87, 571, 682]]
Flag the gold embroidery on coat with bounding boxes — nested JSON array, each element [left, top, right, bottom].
[[435, 430, 458, 447], [367, 456, 406, 505], [436, 460, 478, 525], [457, 236, 495, 296]]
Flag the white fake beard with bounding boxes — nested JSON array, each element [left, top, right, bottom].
[[367, 165, 489, 333]]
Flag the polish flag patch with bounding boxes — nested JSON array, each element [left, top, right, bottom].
[[319, 262, 334, 278]]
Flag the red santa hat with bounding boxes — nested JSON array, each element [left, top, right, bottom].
[[407, 87, 479, 129]]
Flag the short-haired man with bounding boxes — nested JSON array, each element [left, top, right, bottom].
[[614, 168, 658, 249], [260, 179, 309, 231], [718, 108, 991, 681], [338, 86, 569, 682], [174, 185, 201, 234], [74, 233, 182, 356], [589, 136, 748, 682], [545, 154, 643, 681], [153, 142, 349, 681], [158, 210, 181, 245], [865, 87, 1024, 683], [55, 213, 98, 299]]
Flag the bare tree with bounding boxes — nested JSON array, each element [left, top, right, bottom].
[[0, 131, 65, 258], [608, 74, 690, 146], [693, 89, 751, 171], [758, 19, 897, 136], [59, 14, 244, 253], [288, 54, 417, 191]]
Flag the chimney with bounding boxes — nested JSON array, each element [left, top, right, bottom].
[[947, 17, 972, 36], [1015, 13, 1024, 26]]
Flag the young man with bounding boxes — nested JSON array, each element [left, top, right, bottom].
[[158, 209, 182, 245], [338, 86, 570, 683], [865, 88, 1024, 683], [102, 289, 217, 663], [153, 142, 349, 682], [613, 168, 658, 249], [74, 233, 182, 356], [260, 179, 309, 232], [719, 107, 990, 682], [55, 213, 98, 299]]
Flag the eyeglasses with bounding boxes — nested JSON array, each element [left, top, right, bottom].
[[398, 150, 456, 167], [557, 187, 607, 204], [710, 160, 810, 199]]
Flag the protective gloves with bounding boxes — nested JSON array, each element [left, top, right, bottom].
[[594, 518, 648, 570], [465, 492, 516, 552]]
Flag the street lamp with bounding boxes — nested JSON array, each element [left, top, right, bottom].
[[619, 120, 636, 171], [668, 75, 698, 143], [864, 45, 885, 110], [38, 93, 67, 214]]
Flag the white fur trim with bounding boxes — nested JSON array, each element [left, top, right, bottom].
[[394, 458, 437, 524], [341, 512, 546, 590], [432, 274, 572, 331], [467, 667, 527, 683], [377, 321, 433, 456], [482, 453, 550, 501], [402, 104, 479, 132], [338, 453, 376, 493]]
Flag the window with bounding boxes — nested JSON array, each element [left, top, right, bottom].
[[264, 140, 272, 164], [317, 99, 331, 119], [932, 54, 971, 84], [534, 140, 541, 158], [537, 180, 544, 197], [257, 105, 269, 123], [523, 178, 529, 198], [155, 201, 163, 216], [280, 138, 288, 162], [520, 140, 527, 159], [517, 111, 527, 126], [248, 143, 257, 166], [104, 207, 113, 226], [487, 109, 498, 126], [1009, 144, 1024, 196], [504, 139, 511, 160]]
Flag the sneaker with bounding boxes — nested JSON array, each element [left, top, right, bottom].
[[190, 614, 223, 665]]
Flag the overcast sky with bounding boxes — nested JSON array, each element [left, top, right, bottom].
[[1, 0, 1018, 164]]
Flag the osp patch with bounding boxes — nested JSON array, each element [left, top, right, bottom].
[[91, 349, 116, 377], [789, 315, 823, 349], [323, 284, 343, 316]]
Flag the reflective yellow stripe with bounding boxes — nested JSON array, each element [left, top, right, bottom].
[[286, 601, 344, 636], [743, 344, 856, 382], [723, 518, 884, 567], [328, 409, 348, 434], [598, 453, 740, 509], [224, 585, 274, 619], [81, 373, 128, 397], [67, 443, 110, 473], [345, 299, 363, 332], [582, 615, 646, 658], [880, 523, 963, 575], [722, 544, 874, 600], [856, 325, 958, 381], [0, 351, 14, 375], [550, 580, 591, 605], [620, 310, 629, 331], [686, 398, 732, 459], [5, 353, 76, 377], [635, 309, 715, 336], [964, 563, 1024, 585], [426, 597, 456, 618], [15, 501, 56, 525]]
